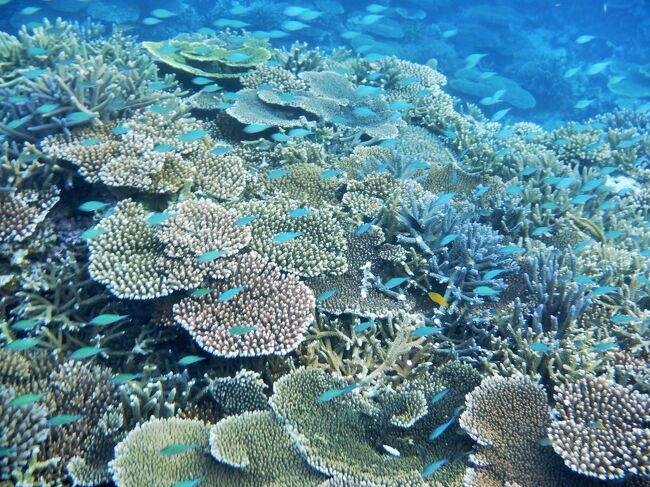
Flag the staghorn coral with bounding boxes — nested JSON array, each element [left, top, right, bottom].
[[241, 196, 348, 277], [173, 252, 315, 358], [0, 19, 177, 143], [0, 385, 49, 482], [460, 374, 590, 487], [208, 410, 326, 486], [209, 370, 269, 416], [548, 376, 650, 480]]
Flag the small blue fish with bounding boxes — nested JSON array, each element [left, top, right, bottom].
[[47, 414, 84, 426], [36, 103, 60, 114], [354, 321, 376, 333], [484, 269, 506, 280], [89, 314, 128, 326], [586, 141, 606, 152], [288, 128, 313, 138], [235, 215, 257, 226], [500, 245, 523, 254], [80, 227, 107, 240], [331, 115, 353, 124], [356, 222, 372, 235], [531, 226, 552, 236], [474, 286, 500, 296], [244, 123, 273, 134], [571, 194, 595, 204], [11, 319, 40, 331], [228, 325, 257, 336], [599, 199, 616, 210], [81, 138, 100, 146], [529, 342, 553, 353], [429, 416, 456, 441], [318, 289, 338, 301], [611, 315, 635, 324], [412, 326, 444, 337], [201, 84, 222, 93], [439, 234, 459, 246], [78, 201, 110, 212], [574, 275, 595, 285], [389, 101, 412, 110], [178, 355, 206, 366], [146, 213, 174, 225], [383, 277, 408, 289], [574, 239, 595, 252], [604, 231, 626, 239], [320, 168, 342, 179], [9, 393, 46, 407], [495, 148, 511, 159], [431, 389, 448, 404], [491, 108, 511, 122], [599, 166, 618, 175], [153, 144, 175, 153], [352, 107, 377, 117], [192, 77, 213, 86], [197, 250, 225, 262], [288, 208, 314, 218], [591, 286, 619, 296], [318, 384, 358, 402], [179, 130, 208, 142], [272, 231, 303, 244], [474, 185, 491, 198], [555, 177, 579, 189], [211, 146, 232, 155], [506, 185, 525, 195], [432, 192, 456, 207], [172, 478, 204, 487], [592, 342, 618, 352], [69, 347, 105, 360], [218, 287, 244, 302], [111, 373, 141, 385], [160, 443, 198, 456], [191, 288, 213, 297], [267, 169, 289, 180], [22, 68, 46, 79], [422, 459, 447, 478], [581, 178, 604, 192], [111, 126, 132, 135], [6, 338, 42, 351], [272, 133, 291, 142], [520, 167, 537, 176]]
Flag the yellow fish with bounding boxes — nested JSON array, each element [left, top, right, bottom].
[[428, 292, 449, 307]]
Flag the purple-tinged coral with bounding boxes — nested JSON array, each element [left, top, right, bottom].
[[173, 252, 315, 358], [548, 376, 650, 480], [460, 374, 591, 487]]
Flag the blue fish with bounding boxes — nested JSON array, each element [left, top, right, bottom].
[[592, 341, 618, 352], [179, 130, 208, 142], [432, 192, 456, 207], [356, 222, 372, 235], [440, 234, 459, 246], [520, 167, 537, 176], [288, 208, 314, 218], [383, 277, 408, 289], [318, 384, 358, 402], [574, 239, 595, 252], [288, 128, 313, 138], [352, 107, 377, 117], [412, 326, 444, 337], [428, 416, 456, 441], [571, 194, 595, 204], [272, 231, 303, 244], [320, 168, 342, 179], [243, 124, 271, 134], [177, 355, 206, 366], [80, 228, 107, 240], [581, 178, 604, 192], [500, 245, 523, 254], [153, 144, 175, 153], [111, 126, 132, 135], [78, 201, 110, 212], [218, 287, 244, 302], [235, 215, 257, 226], [318, 289, 338, 301], [574, 275, 595, 285], [197, 250, 225, 262], [211, 146, 232, 155], [474, 185, 491, 197], [531, 226, 552, 236], [474, 286, 500, 296], [529, 342, 553, 353], [354, 321, 376, 332], [146, 213, 174, 225], [430, 388, 448, 404], [422, 459, 447, 478], [191, 288, 213, 297], [506, 185, 525, 194], [172, 478, 204, 487], [272, 133, 291, 142], [484, 269, 506, 280], [268, 169, 289, 180], [591, 286, 619, 296]]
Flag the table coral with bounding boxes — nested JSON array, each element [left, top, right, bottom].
[[548, 376, 650, 480], [173, 252, 315, 358]]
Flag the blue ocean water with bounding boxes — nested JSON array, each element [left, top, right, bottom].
[[0, 0, 648, 486]]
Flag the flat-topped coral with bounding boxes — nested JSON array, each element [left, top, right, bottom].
[[209, 370, 269, 415], [208, 411, 326, 486], [460, 374, 590, 487], [241, 196, 348, 277], [143, 36, 271, 79], [173, 252, 315, 358], [548, 376, 650, 480]]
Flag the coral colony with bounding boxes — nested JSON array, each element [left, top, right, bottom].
[[0, 2, 649, 486]]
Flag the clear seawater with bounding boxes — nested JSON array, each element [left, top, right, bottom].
[[0, 0, 648, 486]]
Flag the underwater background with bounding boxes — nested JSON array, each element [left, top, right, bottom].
[[0, 0, 649, 486]]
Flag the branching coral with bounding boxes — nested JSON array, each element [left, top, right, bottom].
[[0, 188, 58, 245], [0, 19, 178, 142], [209, 370, 268, 415], [548, 376, 650, 480], [173, 252, 315, 358]]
